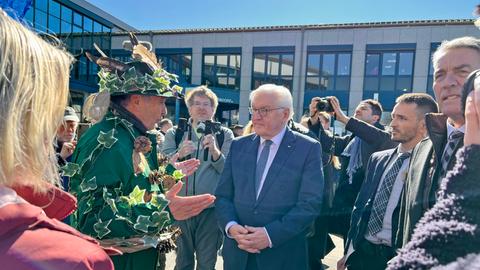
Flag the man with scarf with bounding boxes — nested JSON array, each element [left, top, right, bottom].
[[308, 97, 397, 241]]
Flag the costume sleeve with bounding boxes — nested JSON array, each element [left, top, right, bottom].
[[71, 133, 172, 240]]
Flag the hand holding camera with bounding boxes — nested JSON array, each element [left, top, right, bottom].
[[178, 140, 196, 159], [197, 120, 222, 161]]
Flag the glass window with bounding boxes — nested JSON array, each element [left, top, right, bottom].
[[267, 54, 280, 76], [73, 25, 82, 33], [35, 0, 48, 12], [48, 15, 60, 33], [253, 54, 266, 75], [24, 7, 33, 24], [49, 0, 60, 18], [366, 54, 380, 76], [253, 51, 294, 91], [398, 52, 414, 75], [305, 51, 351, 92], [83, 17, 93, 32], [73, 12, 82, 27], [102, 25, 111, 33], [322, 54, 335, 77], [61, 21, 71, 34], [307, 54, 320, 76], [337, 53, 351, 76], [382, 53, 397, 76], [202, 52, 241, 89], [94, 21, 102, 33], [363, 49, 414, 99], [61, 5, 72, 23], [34, 9, 48, 30]]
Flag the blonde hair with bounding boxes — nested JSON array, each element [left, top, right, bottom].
[[0, 11, 74, 191], [243, 121, 254, 136]]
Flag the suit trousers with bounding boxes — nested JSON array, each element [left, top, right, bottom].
[[346, 240, 395, 270], [174, 208, 223, 270]]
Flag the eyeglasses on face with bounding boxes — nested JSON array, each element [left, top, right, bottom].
[[248, 107, 285, 117]]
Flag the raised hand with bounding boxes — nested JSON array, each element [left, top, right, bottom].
[[165, 181, 215, 220]]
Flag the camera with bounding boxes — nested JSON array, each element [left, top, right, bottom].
[[196, 120, 222, 135], [315, 97, 334, 113], [462, 69, 480, 113]]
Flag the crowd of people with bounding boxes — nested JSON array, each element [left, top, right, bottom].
[[1, 5, 480, 270]]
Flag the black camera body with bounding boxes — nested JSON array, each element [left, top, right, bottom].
[[197, 120, 222, 135], [462, 69, 480, 114], [316, 97, 334, 113]]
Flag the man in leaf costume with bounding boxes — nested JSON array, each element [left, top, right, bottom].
[[68, 33, 215, 270]]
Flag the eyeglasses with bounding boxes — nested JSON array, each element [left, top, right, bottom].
[[192, 102, 212, 108], [248, 107, 285, 117]]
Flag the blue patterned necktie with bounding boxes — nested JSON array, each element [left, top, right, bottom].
[[255, 140, 273, 198], [367, 152, 411, 236], [439, 130, 463, 177]]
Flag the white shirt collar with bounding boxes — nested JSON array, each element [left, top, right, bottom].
[[260, 126, 287, 146]]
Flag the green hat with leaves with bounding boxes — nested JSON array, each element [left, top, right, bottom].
[[86, 33, 183, 98]]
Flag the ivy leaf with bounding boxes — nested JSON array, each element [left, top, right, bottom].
[[151, 193, 169, 211], [140, 235, 159, 248], [60, 162, 80, 177], [103, 187, 118, 213], [172, 170, 185, 180], [80, 176, 97, 192], [97, 129, 118, 149], [93, 218, 112, 239], [121, 185, 145, 206], [134, 215, 154, 233], [150, 210, 170, 228]]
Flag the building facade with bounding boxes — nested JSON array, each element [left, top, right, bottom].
[[110, 20, 478, 126], [21, 0, 135, 119]]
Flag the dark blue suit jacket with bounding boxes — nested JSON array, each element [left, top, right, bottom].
[[215, 128, 324, 270], [346, 148, 401, 251]]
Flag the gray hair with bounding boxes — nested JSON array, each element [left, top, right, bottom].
[[250, 84, 294, 118], [432, 36, 480, 69]]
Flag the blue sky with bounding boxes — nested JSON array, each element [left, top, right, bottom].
[[86, 0, 479, 30]]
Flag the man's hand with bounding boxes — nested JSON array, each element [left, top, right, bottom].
[[170, 153, 200, 176], [337, 255, 347, 270], [165, 181, 215, 220], [242, 226, 270, 251], [465, 77, 480, 146], [329, 97, 350, 124], [60, 141, 76, 160], [202, 134, 221, 161], [228, 224, 260, 253], [178, 140, 196, 159]]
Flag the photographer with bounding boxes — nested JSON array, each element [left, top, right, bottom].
[[162, 86, 233, 270], [308, 97, 396, 241]]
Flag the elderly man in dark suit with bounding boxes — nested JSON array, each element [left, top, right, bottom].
[[397, 36, 480, 247], [215, 84, 324, 270], [337, 94, 438, 270]]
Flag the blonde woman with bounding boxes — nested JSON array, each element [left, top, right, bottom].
[[0, 10, 115, 269]]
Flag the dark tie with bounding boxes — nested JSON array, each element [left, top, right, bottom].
[[255, 140, 273, 198], [367, 152, 411, 236], [439, 130, 463, 177]]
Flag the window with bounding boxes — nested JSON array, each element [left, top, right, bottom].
[[252, 47, 294, 91], [363, 49, 415, 92], [49, 0, 60, 18], [202, 50, 241, 90], [61, 5, 72, 23], [427, 43, 441, 97], [305, 50, 351, 91], [158, 52, 192, 84]]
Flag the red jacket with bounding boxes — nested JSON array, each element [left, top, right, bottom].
[[0, 184, 120, 270]]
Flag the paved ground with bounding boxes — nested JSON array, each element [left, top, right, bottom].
[[165, 234, 344, 269]]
